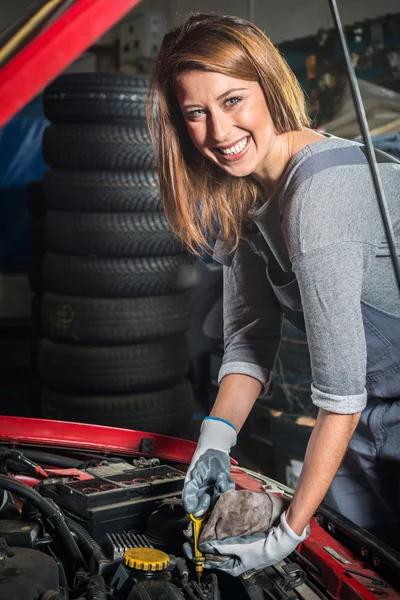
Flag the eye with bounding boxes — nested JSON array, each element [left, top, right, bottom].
[[186, 108, 205, 121], [225, 96, 242, 108]]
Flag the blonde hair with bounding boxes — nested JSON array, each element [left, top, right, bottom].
[[147, 14, 310, 255]]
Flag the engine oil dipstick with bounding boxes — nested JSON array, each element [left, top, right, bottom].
[[190, 513, 206, 583]]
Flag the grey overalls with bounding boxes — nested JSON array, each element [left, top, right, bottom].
[[213, 145, 400, 549]]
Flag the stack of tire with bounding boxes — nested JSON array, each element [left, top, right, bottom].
[[30, 73, 196, 436]]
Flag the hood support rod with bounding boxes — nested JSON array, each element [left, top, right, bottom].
[[328, 0, 400, 292]]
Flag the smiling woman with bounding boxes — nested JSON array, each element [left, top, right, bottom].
[[146, 8, 400, 580], [146, 13, 310, 255]]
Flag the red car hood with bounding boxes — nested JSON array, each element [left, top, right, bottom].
[[0, 0, 142, 127], [0, 415, 197, 463]]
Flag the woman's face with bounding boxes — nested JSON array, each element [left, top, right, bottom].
[[175, 70, 277, 179]]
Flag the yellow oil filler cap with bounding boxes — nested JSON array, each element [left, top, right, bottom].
[[122, 547, 170, 571]]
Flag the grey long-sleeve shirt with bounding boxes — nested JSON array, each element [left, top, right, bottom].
[[217, 134, 400, 414]]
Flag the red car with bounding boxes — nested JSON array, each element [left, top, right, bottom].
[[0, 416, 399, 600]]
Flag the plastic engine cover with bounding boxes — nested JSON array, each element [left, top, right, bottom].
[[128, 580, 185, 599], [0, 543, 59, 600]]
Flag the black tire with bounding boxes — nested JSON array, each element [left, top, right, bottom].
[[43, 123, 155, 170], [43, 169, 161, 213], [40, 379, 194, 436], [41, 292, 192, 344], [38, 336, 190, 393], [43, 73, 149, 123], [43, 252, 197, 298], [27, 180, 47, 217], [44, 211, 182, 257]]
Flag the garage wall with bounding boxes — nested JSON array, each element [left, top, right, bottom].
[[166, 0, 400, 43], [2, 1, 399, 57], [254, 0, 400, 43]]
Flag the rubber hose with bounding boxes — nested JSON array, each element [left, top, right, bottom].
[[65, 517, 108, 564], [9, 448, 81, 468], [209, 574, 221, 600], [0, 474, 87, 570], [175, 557, 189, 583], [182, 584, 200, 600]]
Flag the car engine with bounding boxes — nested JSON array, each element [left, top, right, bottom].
[[0, 450, 327, 600]]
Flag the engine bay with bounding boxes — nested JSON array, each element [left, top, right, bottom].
[[0, 439, 399, 600], [0, 447, 329, 600]]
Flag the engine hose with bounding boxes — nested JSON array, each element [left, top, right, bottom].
[[0, 449, 48, 477], [11, 448, 81, 469], [0, 474, 87, 570], [65, 517, 108, 564], [182, 584, 199, 600], [208, 574, 221, 600], [175, 557, 189, 584]]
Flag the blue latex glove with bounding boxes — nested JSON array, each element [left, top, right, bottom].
[[184, 511, 309, 578], [183, 417, 237, 517]]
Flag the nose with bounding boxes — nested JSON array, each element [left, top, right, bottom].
[[207, 111, 231, 144]]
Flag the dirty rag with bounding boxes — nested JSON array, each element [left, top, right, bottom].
[[184, 489, 289, 561]]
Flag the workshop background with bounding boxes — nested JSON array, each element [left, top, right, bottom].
[[1, 0, 400, 489]]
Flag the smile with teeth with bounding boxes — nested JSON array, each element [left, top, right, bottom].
[[218, 136, 249, 155]]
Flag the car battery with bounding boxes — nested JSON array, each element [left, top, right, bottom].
[[41, 463, 185, 542]]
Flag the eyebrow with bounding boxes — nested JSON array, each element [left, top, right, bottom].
[[182, 87, 248, 110]]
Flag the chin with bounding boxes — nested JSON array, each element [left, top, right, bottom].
[[224, 164, 255, 178], [206, 155, 254, 178]]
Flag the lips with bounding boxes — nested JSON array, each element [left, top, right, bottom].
[[216, 135, 249, 152], [213, 136, 251, 163], [216, 136, 249, 155]]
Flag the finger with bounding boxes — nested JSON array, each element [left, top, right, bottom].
[[199, 538, 237, 554], [183, 487, 207, 515], [198, 540, 224, 554], [199, 532, 261, 553], [204, 558, 235, 572], [183, 471, 212, 497], [193, 493, 211, 517], [182, 479, 202, 513], [190, 460, 210, 485], [210, 472, 231, 508], [215, 471, 233, 494], [215, 472, 227, 494], [183, 542, 194, 561], [183, 522, 193, 542]]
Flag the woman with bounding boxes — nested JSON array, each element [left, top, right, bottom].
[[147, 14, 400, 576]]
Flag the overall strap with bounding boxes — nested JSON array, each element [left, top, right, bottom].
[[286, 144, 399, 198], [251, 144, 399, 273], [213, 144, 399, 267]]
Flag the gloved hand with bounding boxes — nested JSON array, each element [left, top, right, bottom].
[[192, 511, 309, 578], [183, 417, 237, 517]]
